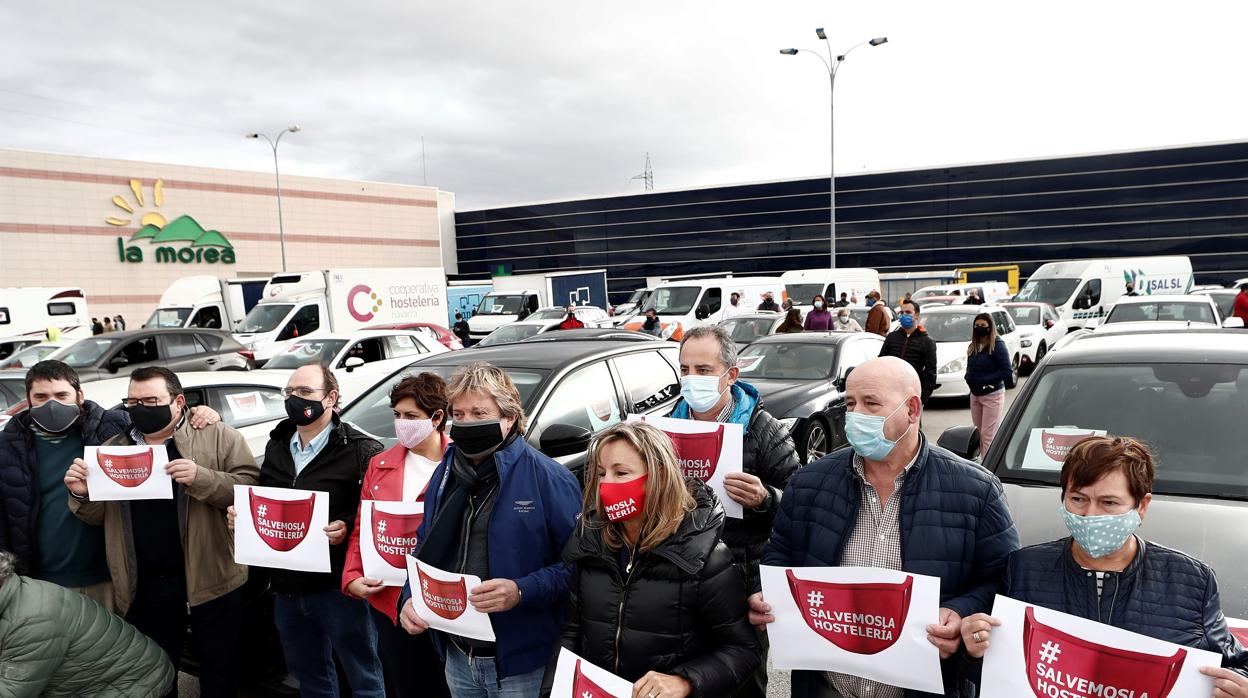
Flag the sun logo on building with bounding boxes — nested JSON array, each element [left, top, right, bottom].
[[106, 179, 237, 264], [107, 179, 169, 229]]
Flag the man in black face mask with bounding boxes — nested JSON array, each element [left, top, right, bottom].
[[64, 366, 257, 698], [0, 360, 219, 608], [229, 362, 387, 697]]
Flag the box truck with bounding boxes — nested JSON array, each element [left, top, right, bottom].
[[466, 269, 608, 343], [146, 276, 268, 330], [0, 287, 91, 339], [1014, 256, 1193, 330], [781, 268, 881, 310], [446, 281, 493, 326], [623, 276, 784, 340], [233, 268, 447, 365]]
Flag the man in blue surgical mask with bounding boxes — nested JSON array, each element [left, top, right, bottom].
[[751, 357, 1019, 698], [670, 324, 799, 698]]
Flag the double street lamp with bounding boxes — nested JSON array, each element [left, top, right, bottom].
[[781, 31, 887, 269], [247, 126, 301, 272]]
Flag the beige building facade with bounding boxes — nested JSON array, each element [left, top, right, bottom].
[[0, 148, 456, 325]]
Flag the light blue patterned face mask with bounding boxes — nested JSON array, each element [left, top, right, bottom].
[[1060, 505, 1142, 558]]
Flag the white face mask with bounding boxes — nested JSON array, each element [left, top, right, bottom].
[[814, 301, 825, 309], [838, 315, 849, 324]]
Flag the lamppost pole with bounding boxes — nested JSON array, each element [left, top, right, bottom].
[[247, 126, 301, 272], [781, 33, 887, 269]]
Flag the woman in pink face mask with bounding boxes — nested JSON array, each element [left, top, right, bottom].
[[343, 372, 451, 698]]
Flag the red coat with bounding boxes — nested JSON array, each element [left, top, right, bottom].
[[558, 316, 585, 330], [341, 436, 448, 623], [1235, 291, 1248, 326]]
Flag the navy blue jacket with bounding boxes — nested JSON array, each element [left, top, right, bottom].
[[964, 338, 1011, 396], [0, 401, 129, 575], [1000, 537, 1248, 673], [761, 436, 1020, 697], [402, 436, 582, 679]]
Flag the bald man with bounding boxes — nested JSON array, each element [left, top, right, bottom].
[[751, 357, 1018, 698]]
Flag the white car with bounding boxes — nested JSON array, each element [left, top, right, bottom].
[[1096, 294, 1240, 333], [261, 330, 448, 403], [524, 306, 612, 328], [1001, 302, 1067, 374], [921, 305, 1023, 399], [0, 341, 70, 369], [1193, 288, 1239, 322], [475, 306, 613, 347]]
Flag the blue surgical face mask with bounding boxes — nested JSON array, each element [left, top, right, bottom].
[[899, 314, 915, 330], [681, 370, 730, 413], [844, 400, 912, 461], [1060, 505, 1142, 558]]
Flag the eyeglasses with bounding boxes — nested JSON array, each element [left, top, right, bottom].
[[282, 387, 328, 398], [121, 397, 170, 408]]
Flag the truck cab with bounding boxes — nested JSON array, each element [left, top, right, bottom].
[[466, 290, 540, 343], [146, 275, 265, 331], [233, 273, 329, 365]]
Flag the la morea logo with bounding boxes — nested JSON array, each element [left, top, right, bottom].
[[107, 179, 236, 264]]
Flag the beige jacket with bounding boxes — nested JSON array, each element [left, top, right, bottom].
[[69, 420, 259, 614]]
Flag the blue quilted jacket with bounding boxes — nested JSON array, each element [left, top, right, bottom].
[[761, 437, 1020, 697], [1001, 537, 1248, 673], [0, 401, 129, 575]]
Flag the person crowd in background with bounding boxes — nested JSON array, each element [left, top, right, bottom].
[[803, 295, 833, 331], [102, 317, 113, 333], [834, 307, 862, 332], [722, 291, 746, 320], [775, 307, 804, 334], [90, 317, 103, 335], [963, 312, 1012, 457], [452, 312, 471, 345], [558, 305, 585, 330], [114, 314, 127, 330], [1234, 281, 1248, 326], [756, 291, 779, 312], [833, 292, 850, 308], [865, 291, 891, 336], [879, 299, 938, 405], [963, 290, 984, 305], [641, 307, 663, 336]]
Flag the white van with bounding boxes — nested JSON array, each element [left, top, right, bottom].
[[781, 268, 880, 310], [1013, 256, 1193, 330], [912, 281, 1011, 303], [0, 287, 91, 339], [623, 276, 784, 340]]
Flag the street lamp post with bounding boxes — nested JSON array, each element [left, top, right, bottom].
[[247, 126, 301, 272], [781, 32, 887, 269]]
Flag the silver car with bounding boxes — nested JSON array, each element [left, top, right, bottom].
[[53, 328, 251, 381]]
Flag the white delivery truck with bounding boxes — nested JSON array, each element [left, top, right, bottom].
[[0, 287, 91, 338], [233, 268, 447, 365], [1014, 256, 1194, 330], [146, 275, 268, 330], [781, 268, 881, 310], [623, 276, 785, 340], [466, 269, 608, 343]]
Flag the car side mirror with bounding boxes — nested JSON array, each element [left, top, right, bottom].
[[1224, 317, 1245, 329], [539, 423, 593, 460], [938, 425, 981, 462], [695, 306, 710, 320], [107, 355, 129, 373], [836, 365, 854, 392], [1044, 319, 1054, 329], [343, 356, 365, 371]]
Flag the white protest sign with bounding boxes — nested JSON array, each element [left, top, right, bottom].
[[360, 500, 423, 586], [549, 647, 633, 698], [233, 484, 330, 573], [1022, 427, 1107, 471], [84, 445, 173, 501], [981, 595, 1218, 698], [760, 565, 944, 693], [224, 390, 268, 422], [407, 558, 495, 642], [628, 414, 744, 519]]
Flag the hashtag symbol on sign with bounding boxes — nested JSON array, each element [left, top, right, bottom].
[[103, 459, 113, 468], [258, 505, 267, 517], [807, 590, 824, 608], [1039, 641, 1062, 664], [583, 692, 593, 698], [378, 520, 387, 533]]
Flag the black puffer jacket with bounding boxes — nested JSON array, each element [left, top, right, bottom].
[[552, 481, 760, 696], [0, 401, 129, 575], [260, 415, 382, 594], [879, 327, 938, 403]]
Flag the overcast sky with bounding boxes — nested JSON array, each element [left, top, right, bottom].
[[2, 1, 1246, 209]]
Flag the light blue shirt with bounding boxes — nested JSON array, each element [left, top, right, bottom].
[[290, 424, 333, 477]]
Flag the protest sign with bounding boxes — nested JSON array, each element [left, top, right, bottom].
[[360, 500, 423, 586], [407, 558, 495, 642], [1023, 427, 1107, 471], [629, 414, 744, 519], [233, 484, 330, 573], [549, 647, 634, 698], [84, 444, 172, 501]]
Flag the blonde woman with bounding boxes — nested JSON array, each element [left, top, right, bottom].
[[963, 312, 1012, 456], [549, 422, 759, 697]]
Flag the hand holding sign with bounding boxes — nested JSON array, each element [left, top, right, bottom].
[[629, 415, 744, 519], [550, 648, 634, 698], [233, 485, 330, 573], [84, 445, 173, 501], [360, 501, 424, 586], [407, 559, 495, 642]]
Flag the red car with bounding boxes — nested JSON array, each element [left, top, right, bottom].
[[365, 322, 463, 350]]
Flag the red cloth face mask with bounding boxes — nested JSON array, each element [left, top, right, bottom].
[[598, 474, 647, 522]]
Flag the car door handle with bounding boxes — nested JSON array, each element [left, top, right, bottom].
[[206, 358, 218, 365]]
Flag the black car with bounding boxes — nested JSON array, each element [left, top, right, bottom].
[[341, 339, 683, 479], [718, 313, 786, 349], [736, 331, 885, 463], [517, 327, 660, 343]]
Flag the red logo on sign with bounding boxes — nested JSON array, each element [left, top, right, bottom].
[[233, 393, 258, 412], [370, 505, 423, 569], [572, 659, 614, 698], [1041, 431, 1097, 463], [96, 448, 155, 488], [1023, 606, 1187, 698], [786, 569, 913, 654], [249, 489, 315, 552], [664, 426, 725, 481], [418, 564, 468, 620]]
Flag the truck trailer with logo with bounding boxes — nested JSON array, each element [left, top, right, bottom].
[[146, 276, 268, 331], [0, 287, 91, 339], [466, 269, 608, 343], [1014, 256, 1193, 330], [233, 268, 447, 365]]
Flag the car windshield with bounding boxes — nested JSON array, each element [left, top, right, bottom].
[[0, 377, 25, 411], [1201, 292, 1236, 319], [237, 304, 292, 333], [912, 288, 951, 300], [58, 338, 116, 367], [477, 295, 525, 315], [1015, 278, 1080, 306], [477, 324, 543, 347], [1105, 301, 1216, 325], [1006, 306, 1041, 325], [341, 364, 548, 444], [922, 313, 975, 342], [784, 284, 826, 305], [146, 307, 190, 328], [649, 287, 702, 315], [265, 339, 348, 369], [721, 318, 777, 344], [626, 289, 646, 304], [738, 342, 838, 380], [0, 343, 61, 369], [528, 309, 568, 321], [993, 363, 1248, 498]]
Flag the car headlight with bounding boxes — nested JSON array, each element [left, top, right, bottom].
[[939, 357, 966, 375], [1021, 338, 1033, 348], [777, 417, 799, 433]]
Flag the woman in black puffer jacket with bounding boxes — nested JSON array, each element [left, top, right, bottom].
[[546, 421, 760, 698]]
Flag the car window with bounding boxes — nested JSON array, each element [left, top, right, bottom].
[[992, 312, 1013, 336], [738, 342, 838, 380], [210, 386, 287, 428], [117, 337, 159, 365], [196, 333, 225, 352], [341, 338, 386, 367], [612, 350, 680, 413], [189, 306, 223, 329], [1106, 302, 1218, 325], [1074, 279, 1102, 309], [702, 288, 722, 315], [163, 333, 201, 359], [279, 305, 320, 340], [385, 334, 427, 359], [0, 378, 24, 411], [1007, 306, 1040, 325], [992, 363, 1248, 498], [921, 313, 974, 342], [721, 318, 779, 343], [531, 361, 620, 441], [838, 339, 879, 375]]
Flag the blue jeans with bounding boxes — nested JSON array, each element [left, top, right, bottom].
[[444, 643, 544, 698], [273, 590, 385, 698]]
